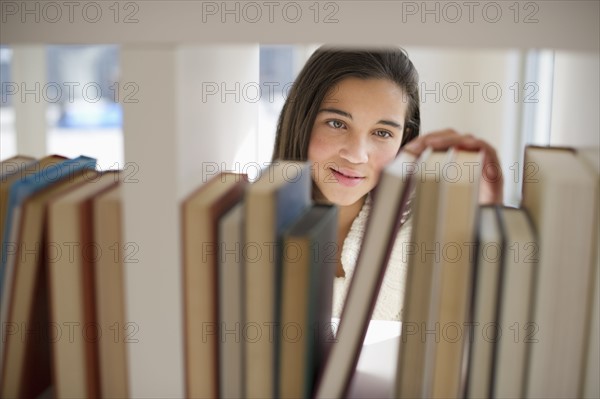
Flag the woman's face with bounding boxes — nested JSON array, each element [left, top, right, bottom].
[[308, 77, 409, 206]]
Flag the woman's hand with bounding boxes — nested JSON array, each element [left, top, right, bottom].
[[402, 129, 504, 205]]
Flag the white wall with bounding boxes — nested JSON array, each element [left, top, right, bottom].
[[400, 47, 527, 205], [550, 51, 600, 148]]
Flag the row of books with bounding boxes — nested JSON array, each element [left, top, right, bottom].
[[181, 161, 338, 399], [1, 145, 598, 399], [0, 155, 127, 398], [0, 155, 340, 398], [311, 145, 599, 398], [389, 146, 599, 399]]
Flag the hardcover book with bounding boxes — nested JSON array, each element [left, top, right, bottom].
[[315, 150, 417, 399], [181, 172, 248, 398], [244, 160, 311, 398]]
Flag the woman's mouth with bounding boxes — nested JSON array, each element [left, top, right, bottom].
[[330, 168, 365, 187]]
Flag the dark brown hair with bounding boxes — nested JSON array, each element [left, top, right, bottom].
[[272, 46, 420, 161]]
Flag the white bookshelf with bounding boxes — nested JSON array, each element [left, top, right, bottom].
[[1, 1, 598, 50], [1, 1, 598, 397]]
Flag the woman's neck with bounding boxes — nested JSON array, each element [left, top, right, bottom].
[[338, 195, 366, 234]]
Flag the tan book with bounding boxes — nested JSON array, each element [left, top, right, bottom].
[[92, 181, 129, 398], [244, 161, 311, 399], [465, 205, 537, 398], [0, 166, 95, 398], [47, 170, 121, 398], [181, 172, 248, 399], [465, 205, 503, 399], [397, 148, 447, 398], [430, 149, 483, 399], [279, 204, 337, 399], [493, 207, 537, 398], [577, 147, 599, 399], [522, 146, 598, 398], [217, 202, 245, 399], [0, 155, 36, 179], [1, 155, 67, 255]]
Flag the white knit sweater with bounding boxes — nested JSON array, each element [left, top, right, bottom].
[[332, 194, 413, 321]]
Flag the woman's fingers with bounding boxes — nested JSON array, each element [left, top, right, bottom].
[[402, 130, 504, 204], [403, 129, 461, 155]]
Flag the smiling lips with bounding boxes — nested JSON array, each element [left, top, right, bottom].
[[330, 167, 365, 187]]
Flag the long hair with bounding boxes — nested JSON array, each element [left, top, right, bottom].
[[272, 46, 421, 161]]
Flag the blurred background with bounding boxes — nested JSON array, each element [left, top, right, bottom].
[[1, 44, 598, 206]]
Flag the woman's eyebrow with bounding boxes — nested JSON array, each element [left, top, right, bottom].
[[318, 108, 403, 130], [318, 108, 352, 119], [378, 119, 402, 129]]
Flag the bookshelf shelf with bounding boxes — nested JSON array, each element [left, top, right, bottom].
[[1, 1, 598, 51]]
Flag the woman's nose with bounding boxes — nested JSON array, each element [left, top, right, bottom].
[[339, 133, 368, 164]]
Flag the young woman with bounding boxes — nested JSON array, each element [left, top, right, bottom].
[[272, 46, 503, 321]]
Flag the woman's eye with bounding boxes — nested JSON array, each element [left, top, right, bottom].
[[327, 120, 345, 129], [375, 130, 392, 138]]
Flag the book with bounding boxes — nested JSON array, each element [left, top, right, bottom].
[[181, 172, 248, 398], [315, 150, 417, 399], [217, 202, 245, 399], [465, 205, 503, 399], [396, 148, 447, 398], [278, 204, 338, 399], [244, 160, 312, 398], [0, 165, 97, 398], [92, 181, 130, 398], [493, 206, 537, 398], [0, 155, 36, 179], [1, 155, 67, 263], [1, 155, 93, 295], [0, 155, 95, 395], [574, 147, 599, 399], [583, 224, 600, 398], [0, 155, 68, 390], [46, 170, 120, 398], [522, 146, 598, 398], [466, 206, 537, 399], [429, 149, 483, 399]]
